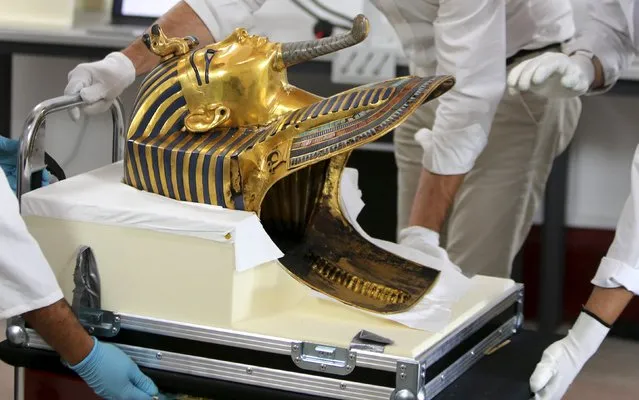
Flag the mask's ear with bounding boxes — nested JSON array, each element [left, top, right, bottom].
[[183, 104, 231, 133], [274, 75, 454, 171]]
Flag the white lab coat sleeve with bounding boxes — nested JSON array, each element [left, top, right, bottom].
[[184, 0, 267, 41], [0, 169, 63, 320], [419, 0, 507, 175], [591, 144, 639, 295], [564, 0, 638, 93]]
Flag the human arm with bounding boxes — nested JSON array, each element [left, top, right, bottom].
[[507, 0, 636, 97], [123, 1, 215, 76], [21, 300, 95, 365], [401, 0, 506, 237], [530, 144, 639, 400], [122, 0, 269, 74], [66, 0, 267, 118], [22, 300, 160, 399], [528, 287, 633, 400], [0, 168, 158, 399]]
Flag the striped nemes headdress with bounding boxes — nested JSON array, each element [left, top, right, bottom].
[[123, 15, 455, 314]]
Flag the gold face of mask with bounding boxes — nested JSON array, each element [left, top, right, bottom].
[[126, 15, 456, 314], [177, 28, 292, 130]]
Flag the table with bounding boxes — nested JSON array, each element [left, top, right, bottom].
[[0, 11, 621, 334], [0, 330, 558, 400]]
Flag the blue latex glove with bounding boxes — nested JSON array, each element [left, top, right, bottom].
[[0, 135, 18, 166], [0, 136, 51, 193], [69, 337, 159, 400]]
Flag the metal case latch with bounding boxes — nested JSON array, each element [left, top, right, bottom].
[[291, 342, 357, 376], [77, 308, 121, 337], [72, 246, 121, 338]]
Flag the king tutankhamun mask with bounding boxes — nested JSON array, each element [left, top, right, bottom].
[[124, 16, 455, 314]]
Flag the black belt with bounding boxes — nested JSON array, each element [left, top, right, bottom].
[[506, 42, 563, 66]]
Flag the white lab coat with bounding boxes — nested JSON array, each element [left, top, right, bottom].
[[564, 0, 637, 92], [562, 0, 639, 294], [0, 169, 63, 320], [185, 0, 573, 175], [592, 146, 639, 295], [186, 0, 639, 292]]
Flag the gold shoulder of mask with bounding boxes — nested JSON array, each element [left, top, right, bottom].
[[123, 15, 457, 315]]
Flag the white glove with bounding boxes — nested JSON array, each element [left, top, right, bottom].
[[398, 226, 461, 272], [507, 52, 595, 98], [530, 311, 610, 400], [64, 52, 136, 121]]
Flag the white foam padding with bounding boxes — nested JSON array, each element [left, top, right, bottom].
[[21, 161, 283, 272]]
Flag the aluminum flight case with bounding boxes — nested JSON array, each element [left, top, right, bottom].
[[8, 282, 523, 400], [4, 95, 525, 400]]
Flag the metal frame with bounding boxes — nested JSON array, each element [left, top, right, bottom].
[[21, 316, 520, 400], [420, 317, 519, 399], [16, 94, 125, 204], [13, 368, 24, 400], [10, 283, 523, 400], [23, 334, 395, 400], [417, 284, 523, 366], [11, 283, 522, 373]]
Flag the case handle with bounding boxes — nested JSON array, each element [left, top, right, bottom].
[[16, 95, 125, 206]]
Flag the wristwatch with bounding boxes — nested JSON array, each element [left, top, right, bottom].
[[570, 49, 603, 90], [570, 49, 595, 59]]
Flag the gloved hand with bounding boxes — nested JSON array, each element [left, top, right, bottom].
[[530, 311, 610, 400], [0, 136, 50, 193], [69, 337, 159, 400], [64, 52, 136, 121], [507, 52, 595, 98], [398, 226, 461, 272]]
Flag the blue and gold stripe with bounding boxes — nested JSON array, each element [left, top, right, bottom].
[[126, 125, 264, 209], [277, 84, 396, 136], [288, 77, 425, 167], [132, 58, 180, 115]]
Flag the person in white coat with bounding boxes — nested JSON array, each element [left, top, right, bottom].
[[64, 0, 581, 280], [0, 141, 159, 399], [508, 0, 638, 398]]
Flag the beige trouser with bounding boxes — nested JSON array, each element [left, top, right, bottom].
[[395, 50, 582, 278]]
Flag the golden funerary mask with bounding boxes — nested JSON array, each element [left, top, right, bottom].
[[125, 16, 455, 314]]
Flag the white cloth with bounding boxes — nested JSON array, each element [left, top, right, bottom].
[[21, 162, 284, 273], [564, 0, 638, 93], [530, 312, 610, 400], [0, 169, 63, 320], [185, 0, 574, 175], [591, 144, 639, 294], [309, 167, 472, 332]]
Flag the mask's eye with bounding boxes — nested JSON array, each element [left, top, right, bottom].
[[205, 49, 217, 61], [204, 49, 217, 84]]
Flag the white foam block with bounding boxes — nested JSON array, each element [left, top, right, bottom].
[[21, 162, 283, 272]]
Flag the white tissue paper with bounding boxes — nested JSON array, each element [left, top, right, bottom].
[[308, 167, 472, 332]]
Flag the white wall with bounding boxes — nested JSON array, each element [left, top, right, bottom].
[[8, 0, 638, 231], [565, 94, 637, 229]]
